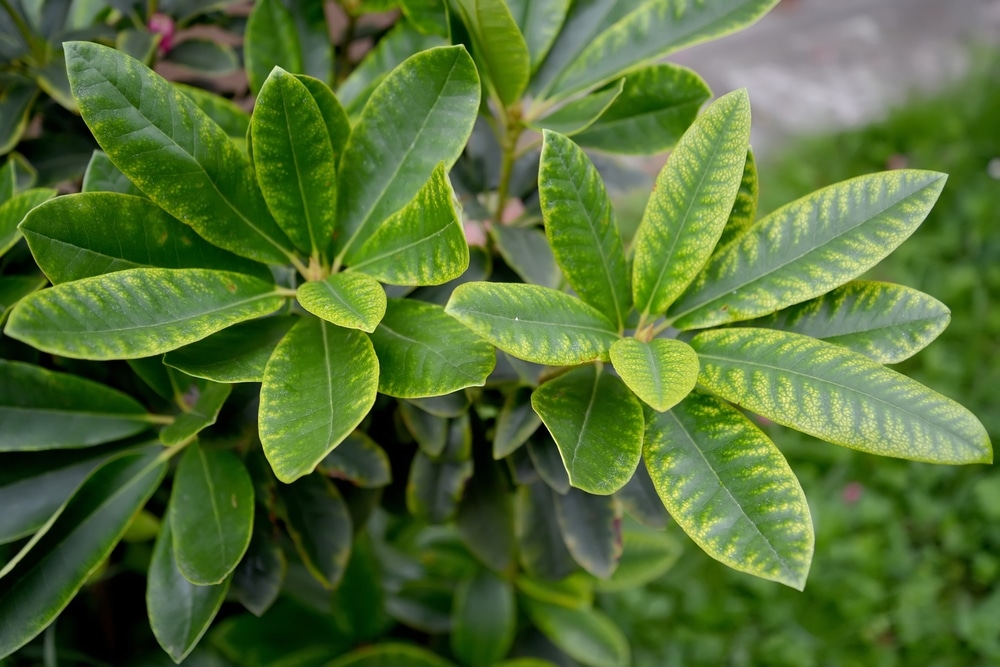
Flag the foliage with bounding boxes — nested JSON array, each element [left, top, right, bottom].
[[0, 2, 992, 665]]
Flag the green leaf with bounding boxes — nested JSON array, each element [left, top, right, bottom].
[[0, 360, 149, 451], [539, 131, 630, 329], [320, 431, 392, 488], [176, 83, 251, 140], [159, 378, 232, 446], [739, 280, 951, 364], [489, 223, 562, 290], [515, 572, 593, 609], [714, 149, 758, 252], [526, 432, 570, 495], [0, 275, 46, 324], [456, 460, 516, 574], [573, 64, 711, 155], [252, 69, 338, 261], [334, 46, 479, 260], [0, 75, 38, 155], [593, 526, 683, 592], [554, 487, 622, 578], [523, 599, 630, 667], [451, 569, 516, 666], [669, 170, 949, 329], [632, 89, 751, 318], [0, 152, 36, 200], [163, 315, 298, 384], [347, 164, 468, 286], [326, 643, 457, 667], [370, 298, 495, 398], [231, 517, 286, 617], [65, 41, 295, 265], [493, 386, 541, 459], [609, 338, 699, 412], [531, 80, 623, 135], [531, 365, 643, 495], [298, 272, 386, 333], [691, 328, 993, 464], [507, 0, 569, 70], [277, 473, 352, 589], [406, 450, 473, 523], [399, 400, 448, 457], [170, 442, 254, 585], [168, 39, 239, 76], [244, 0, 303, 95], [20, 193, 270, 284], [400, 0, 450, 37], [515, 482, 576, 580], [453, 0, 530, 106], [614, 460, 668, 529], [259, 317, 379, 483], [0, 188, 56, 258], [446, 282, 618, 365], [644, 390, 814, 589], [293, 74, 350, 164], [81, 150, 144, 196], [544, 0, 779, 100], [5, 268, 284, 360], [0, 447, 165, 659], [148, 518, 229, 663]]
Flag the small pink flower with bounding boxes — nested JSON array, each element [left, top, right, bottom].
[[148, 13, 175, 54], [842, 481, 863, 504]]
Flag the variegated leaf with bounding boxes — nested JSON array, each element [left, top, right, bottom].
[[714, 148, 758, 253], [297, 272, 387, 333], [609, 338, 699, 412]]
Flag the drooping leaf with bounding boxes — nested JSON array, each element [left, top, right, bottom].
[[320, 431, 391, 488], [451, 569, 516, 666], [531, 80, 623, 135], [539, 131, 630, 329], [292, 74, 350, 163], [691, 328, 993, 464], [531, 365, 643, 495], [593, 526, 682, 591], [369, 298, 495, 398], [159, 377, 232, 446], [446, 282, 618, 365], [0, 188, 55, 258], [170, 442, 254, 585], [64, 41, 295, 265], [20, 193, 270, 285], [452, 0, 530, 106], [739, 281, 951, 364], [243, 0, 303, 94], [614, 460, 668, 529], [456, 459, 516, 574], [554, 487, 622, 578], [0, 447, 165, 658], [163, 316, 298, 384], [406, 450, 473, 523], [231, 517, 286, 617], [669, 170, 949, 329], [251, 67, 338, 260], [277, 473, 353, 589], [632, 89, 751, 319], [347, 164, 468, 286], [176, 83, 251, 140], [298, 272, 387, 333], [259, 317, 379, 483], [334, 46, 479, 259], [326, 643, 457, 667], [80, 150, 144, 196], [0, 360, 149, 451], [523, 599, 630, 667], [644, 390, 814, 589], [526, 431, 570, 495], [574, 63, 711, 155], [493, 386, 542, 459], [148, 518, 230, 663], [714, 148, 758, 252], [507, 0, 570, 70], [5, 268, 284, 360], [515, 482, 576, 581], [609, 338, 699, 412], [489, 223, 562, 290]]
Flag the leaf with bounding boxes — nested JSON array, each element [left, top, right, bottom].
[[20, 193, 270, 284], [298, 272, 387, 333], [148, 518, 230, 663], [0, 359, 149, 451], [386, 579, 455, 634], [631, 89, 751, 318], [65, 41, 295, 265], [159, 378, 232, 446], [539, 131, 630, 329], [0, 275, 45, 325], [739, 281, 951, 364], [531, 80, 623, 135], [170, 442, 254, 585], [81, 150, 144, 196], [493, 386, 542, 459], [609, 338, 699, 412], [554, 487, 622, 578], [5, 268, 284, 360], [259, 317, 379, 483], [456, 460, 516, 573], [334, 46, 479, 260], [347, 164, 468, 286], [531, 365, 643, 495], [0, 188, 56, 258], [446, 282, 618, 365], [506, 0, 569, 70], [453, 0, 530, 105], [399, 400, 448, 457], [515, 572, 593, 609], [489, 223, 562, 290], [614, 460, 668, 529], [406, 450, 473, 523], [244, 0, 303, 95], [0, 75, 38, 155], [669, 170, 949, 329], [451, 569, 516, 666], [526, 431, 570, 495], [277, 473, 353, 589], [543, 0, 779, 100], [691, 328, 993, 464], [574, 64, 712, 155], [369, 298, 495, 398], [326, 643, 457, 667], [0, 152, 36, 200], [293, 74, 351, 164], [319, 431, 392, 488], [251, 69, 338, 261], [0, 447, 165, 659], [515, 482, 576, 581], [231, 517, 286, 617], [400, 0, 449, 37], [593, 527, 682, 592], [523, 599, 630, 667], [167, 39, 239, 76], [714, 149, 758, 252], [644, 390, 814, 589], [176, 83, 251, 140]]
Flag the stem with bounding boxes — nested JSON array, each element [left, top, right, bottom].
[[288, 253, 310, 278], [494, 105, 524, 224], [142, 413, 175, 426], [274, 286, 298, 298], [155, 439, 191, 465], [651, 318, 674, 337]]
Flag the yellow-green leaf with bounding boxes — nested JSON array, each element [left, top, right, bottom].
[[453, 0, 530, 105], [609, 338, 699, 412], [714, 148, 758, 252], [297, 272, 387, 333], [531, 81, 623, 136]]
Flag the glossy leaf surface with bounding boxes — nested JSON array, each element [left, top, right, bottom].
[[554, 487, 622, 578], [163, 316, 298, 383], [278, 473, 352, 589], [524, 599, 630, 667], [451, 569, 516, 666], [532, 365, 643, 495], [260, 317, 379, 482], [298, 272, 387, 333], [692, 328, 992, 464], [6, 268, 284, 360], [609, 338, 699, 412], [454, 0, 530, 105]]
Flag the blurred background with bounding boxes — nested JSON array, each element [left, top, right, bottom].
[[603, 1, 1000, 664]]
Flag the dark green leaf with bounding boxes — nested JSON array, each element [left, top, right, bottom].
[[609, 338, 699, 412], [163, 316, 298, 384], [176, 84, 251, 140], [515, 482, 576, 580], [532, 80, 623, 136], [244, 0, 303, 94], [523, 599, 629, 667], [0, 188, 56, 258], [406, 450, 473, 523], [456, 459, 516, 574], [167, 39, 239, 76], [277, 473, 352, 589], [400, 0, 450, 37], [453, 0, 530, 105], [232, 517, 286, 617], [489, 223, 562, 289], [714, 149, 758, 252], [451, 569, 516, 666], [593, 526, 682, 591], [298, 272, 387, 333], [515, 572, 593, 609], [614, 460, 668, 529], [399, 400, 448, 457], [319, 431, 392, 488], [554, 488, 621, 578], [293, 74, 350, 164], [80, 150, 144, 196], [0, 152, 36, 200], [493, 386, 541, 459], [507, 0, 569, 70], [0, 275, 45, 324], [526, 431, 569, 495], [326, 643, 457, 667], [0, 75, 38, 155], [159, 378, 232, 446]]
